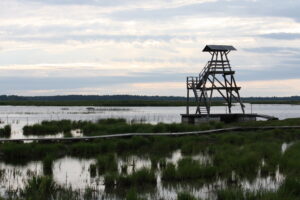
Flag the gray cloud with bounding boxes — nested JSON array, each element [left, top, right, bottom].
[[0, 23, 196, 43], [0, 65, 299, 92], [12, 0, 300, 22], [0, 73, 187, 91], [243, 47, 300, 54], [15, 0, 137, 6], [4, 34, 195, 43], [259, 33, 300, 40], [108, 0, 300, 21]]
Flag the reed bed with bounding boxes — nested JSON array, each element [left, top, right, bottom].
[[0, 125, 11, 138], [1, 118, 300, 199]]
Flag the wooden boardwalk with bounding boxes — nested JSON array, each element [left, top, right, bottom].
[[1, 125, 300, 143]]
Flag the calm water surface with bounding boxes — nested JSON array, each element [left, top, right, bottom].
[[0, 104, 299, 139]]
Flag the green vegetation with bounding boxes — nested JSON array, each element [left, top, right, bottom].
[[22, 118, 224, 136], [162, 158, 216, 182], [126, 188, 145, 200], [23, 120, 73, 136], [177, 192, 198, 200], [21, 117, 300, 137], [2, 118, 300, 199], [21, 176, 58, 200], [232, 117, 300, 127], [105, 168, 156, 189], [42, 155, 55, 176], [245, 100, 300, 105], [96, 153, 118, 174], [89, 164, 97, 177], [0, 125, 11, 138]]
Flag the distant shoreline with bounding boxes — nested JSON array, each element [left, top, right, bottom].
[[0, 100, 299, 106]]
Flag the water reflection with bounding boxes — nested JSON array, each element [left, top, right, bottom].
[[0, 149, 287, 200]]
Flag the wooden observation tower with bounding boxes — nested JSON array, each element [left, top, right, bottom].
[[182, 45, 251, 123]]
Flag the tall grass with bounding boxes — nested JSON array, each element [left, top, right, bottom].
[[177, 192, 198, 200], [21, 176, 58, 200], [43, 155, 55, 176], [280, 141, 300, 176], [1, 121, 300, 199], [23, 120, 72, 136], [0, 125, 11, 138], [22, 118, 225, 137], [96, 153, 118, 174], [105, 168, 156, 189], [162, 158, 216, 181]]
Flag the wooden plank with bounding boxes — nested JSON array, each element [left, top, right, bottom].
[[197, 87, 241, 90]]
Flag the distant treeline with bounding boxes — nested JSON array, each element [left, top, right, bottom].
[[0, 100, 224, 107], [0, 95, 300, 101], [0, 95, 186, 101], [0, 95, 299, 106]]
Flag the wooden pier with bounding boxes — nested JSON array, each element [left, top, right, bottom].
[[181, 113, 278, 124]]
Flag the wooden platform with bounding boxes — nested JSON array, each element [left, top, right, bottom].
[[181, 113, 278, 124]]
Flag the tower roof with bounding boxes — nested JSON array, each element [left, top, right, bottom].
[[203, 45, 236, 52]]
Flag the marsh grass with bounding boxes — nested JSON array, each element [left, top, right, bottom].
[[280, 141, 300, 176], [0, 125, 11, 138], [63, 131, 72, 138], [21, 176, 58, 200], [177, 192, 198, 200], [96, 153, 118, 174], [162, 158, 216, 182], [23, 118, 225, 137], [23, 120, 73, 136], [126, 188, 145, 200], [105, 168, 156, 189], [89, 163, 97, 177], [43, 155, 55, 176], [2, 118, 300, 199], [216, 183, 300, 200]]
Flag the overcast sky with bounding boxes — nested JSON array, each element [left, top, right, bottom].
[[0, 0, 300, 96]]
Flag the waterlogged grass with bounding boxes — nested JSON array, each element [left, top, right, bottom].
[[177, 192, 198, 200], [2, 118, 300, 199], [7, 175, 99, 200], [162, 158, 216, 182], [22, 118, 225, 136], [280, 141, 300, 176], [96, 153, 118, 174], [0, 125, 11, 138], [126, 188, 145, 200], [21, 176, 58, 200], [43, 155, 55, 176], [23, 120, 73, 136], [105, 168, 156, 189], [20, 117, 300, 138], [232, 117, 300, 127], [216, 177, 300, 200]]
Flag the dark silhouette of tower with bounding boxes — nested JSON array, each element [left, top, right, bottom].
[[186, 45, 245, 115]]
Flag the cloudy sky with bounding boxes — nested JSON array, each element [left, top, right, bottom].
[[0, 0, 300, 96]]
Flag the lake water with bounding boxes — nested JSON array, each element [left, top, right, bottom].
[[0, 104, 299, 139], [0, 104, 297, 199]]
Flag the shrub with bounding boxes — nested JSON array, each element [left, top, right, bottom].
[[0, 125, 11, 138], [177, 192, 197, 200]]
